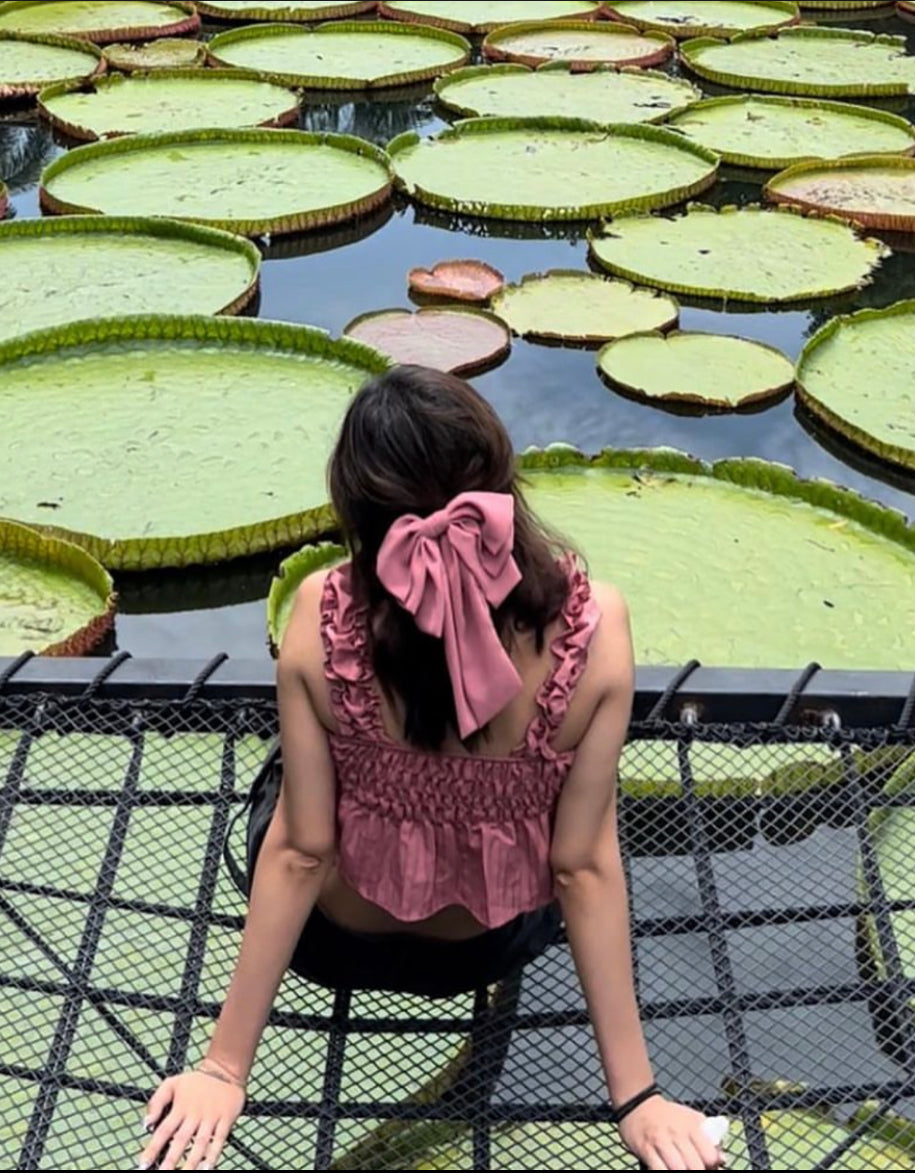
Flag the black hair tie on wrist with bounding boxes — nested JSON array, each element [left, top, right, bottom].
[[614, 1083, 662, 1124]]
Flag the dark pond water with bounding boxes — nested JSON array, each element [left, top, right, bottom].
[[3, 9, 914, 660]]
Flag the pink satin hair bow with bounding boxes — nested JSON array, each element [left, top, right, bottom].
[[377, 492, 523, 739]]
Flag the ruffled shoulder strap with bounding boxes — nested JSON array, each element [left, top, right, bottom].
[[519, 558, 601, 760], [320, 565, 387, 740]]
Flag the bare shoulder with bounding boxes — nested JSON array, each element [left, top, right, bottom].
[[278, 568, 334, 671], [587, 580, 634, 694]]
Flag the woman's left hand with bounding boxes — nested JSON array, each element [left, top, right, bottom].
[[618, 1097, 726, 1171]]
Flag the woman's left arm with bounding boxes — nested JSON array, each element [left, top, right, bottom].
[[139, 577, 335, 1171]]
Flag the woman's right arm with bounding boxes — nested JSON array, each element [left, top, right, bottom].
[[551, 586, 722, 1172], [138, 576, 337, 1171]]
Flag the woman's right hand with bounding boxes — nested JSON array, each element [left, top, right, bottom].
[[138, 1069, 246, 1171]]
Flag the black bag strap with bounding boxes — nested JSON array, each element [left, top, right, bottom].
[[223, 738, 282, 899]]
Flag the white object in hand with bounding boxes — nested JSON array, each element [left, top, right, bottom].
[[703, 1117, 730, 1148]]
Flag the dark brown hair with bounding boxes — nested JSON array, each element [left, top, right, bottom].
[[328, 365, 570, 751]]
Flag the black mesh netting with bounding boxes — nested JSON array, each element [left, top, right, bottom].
[[2, 673, 915, 1172]]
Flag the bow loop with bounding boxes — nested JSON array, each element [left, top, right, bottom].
[[377, 492, 522, 739]]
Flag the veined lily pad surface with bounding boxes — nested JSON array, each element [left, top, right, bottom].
[[39, 127, 393, 237], [343, 306, 511, 374], [590, 205, 889, 303], [38, 71, 301, 140], [597, 331, 795, 409], [491, 270, 679, 344], [435, 63, 701, 124], [379, 1, 602, 32], [389, 117, 718, 222], [666, 96, 915, 170], [0, 2, 199, 44], [0, 216, 261, 343], [797, 300, 915, 475], [766, 155, 915, 233], [408, 259, 505, 302], [102, 39, 206, 71], [483, 20, 674, 69], [0, 315, 390, 570], [604, 1, 799, 38], [198, 1, 377, 20], [680, 28, 915, 98], [519, 449, 915, 669], [0, 31, 103, 98], [207, 21, 470, 89], [0, 520, 115, 657]]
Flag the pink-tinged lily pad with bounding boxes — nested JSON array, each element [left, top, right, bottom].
[[765, 155, 915, 233], [408, 259, 505, 303], [343, 306, 511, 375]]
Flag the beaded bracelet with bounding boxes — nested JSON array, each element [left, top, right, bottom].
[[614, 1083, 662, 1124]]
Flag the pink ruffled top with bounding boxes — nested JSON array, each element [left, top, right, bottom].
[[320, 561, 601, 929]]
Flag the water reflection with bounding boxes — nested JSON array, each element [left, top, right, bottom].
[[0, 118, 55, 196]]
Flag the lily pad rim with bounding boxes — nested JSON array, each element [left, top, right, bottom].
[[588, 201, 893, 305], [197, 0, 377, 22], [434, 60, 703, 124], [38, 124, 394, 238], [36, 68, 303, 142], [0, 28, 106, 97], [665, 94, 915, 170], [206, 18, 472, 90], [796, 297, 915, 475], [483, 18, 676, 69], [342, 304, 513, 376], [407, 257, 506, 303], [764, 153, 915, 232], [596, 328, 797, 410], [0, 0, 201, 46], [602, 0, 800, 39], [388, 115, 721, 223], [0, 313, 392, 571], [490, 267, 681, 344], [378, 0, 604, 34], [0, 516, 117, 658], [267, 540, 347, 654], [517, 443, 915, 554], [0, 213, 263, 318], [678, 25, 912, 98]]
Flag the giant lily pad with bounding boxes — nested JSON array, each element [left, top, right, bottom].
[[519, 448, 915, 669], [680, 27, 915, 98], [666, 96, 915, 170], [766, 155, 915, 233], [0, 30, 104, 98], [198, 1, 377, 20], [598, 330, 795, 409], [491, 270, 679, 344], [0, 216, 261, 343], [0, 520, 115, 657], [801, 0, 889, 6], [590, 205, 890, 304], [408, 258, 505, 302], [207, 20, 470, 89], [797, 300, 915, 475], [268, 542, 345, 651], [389, 117, 718, 222], [604, 1, 799, 38], [0, 2, 200, 44], [38, 70, 301, 140], [483, 20, 674, 69], [379, 1, 602, 33], [0, 315, 390, 570], [102, 39, 206, 71], [343, 306, 511, 374], [435, 63, 701, 124], [40, 127, 393, 237]]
